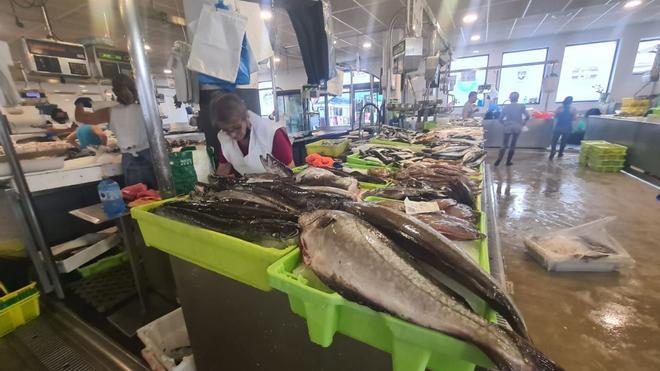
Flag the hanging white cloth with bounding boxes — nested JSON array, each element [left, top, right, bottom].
[[217, 111, 283, 175], [168, 41, 199, 104]]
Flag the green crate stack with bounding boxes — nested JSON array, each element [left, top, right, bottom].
[[587, 143, 627, 172], [579, 140, 609, 166]]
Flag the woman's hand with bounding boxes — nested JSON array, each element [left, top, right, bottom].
[[215, 162, 234, 176]]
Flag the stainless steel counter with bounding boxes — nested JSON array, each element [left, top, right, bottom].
[[483, 118, 554, 149], [585, 116, 660, 178]]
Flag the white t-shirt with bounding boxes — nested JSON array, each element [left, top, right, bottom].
[[109, 103, 150, 154]]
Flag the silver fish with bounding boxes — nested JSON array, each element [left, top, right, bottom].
[[299, 210, 562, 371], [294, 167, 358, 193], [260, 154, 293, 178]]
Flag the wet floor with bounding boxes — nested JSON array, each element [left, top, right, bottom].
[[490, 150, 660, 371]]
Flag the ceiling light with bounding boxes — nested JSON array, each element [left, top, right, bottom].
[[473, 50, 480, 53], [273, 56, 281, 63], [624, 0, 642, 8], [362, 41, 372, 49], [144, 44, 151, 51], [78, 85, 86, 88], [333, 40, 337, 45], [260, 9, 272, 20], [163, 69, 172, 74], [463, 13, 478, 24], [470, 34, 481, 41]]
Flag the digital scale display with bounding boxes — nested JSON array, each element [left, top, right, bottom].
[[95, 48, 130, 63], [26, 39, 86, 60]]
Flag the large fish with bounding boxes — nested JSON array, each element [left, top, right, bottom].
[[153, 204, 299, 249], [363, 186, 447, 201], [299, 210, 561, 371], [339, 202, 530, 340], [415, 213, 484, 241], [294, 167, 359, 193], [260, 154, 294, 177], [162, 199, 297, 222]]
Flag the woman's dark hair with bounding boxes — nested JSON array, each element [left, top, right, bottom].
[[210, 93, 248, 129], [563, 96, 573, 106], [112, 74, 137, 105]]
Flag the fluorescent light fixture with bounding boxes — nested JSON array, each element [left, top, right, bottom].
[[163, 69, 172, 74], [473, 50, 480, 53], [362, 41, 372, 48], [273, 56, 281, 63], [78, 85, 86, 88], [333, 40, 337, 45], [624, 0, 642, 8], [144, 44, 151, 51], [463, 13, 478, 24], [470, 34, 481, 41], [260, 9, 272, 20]]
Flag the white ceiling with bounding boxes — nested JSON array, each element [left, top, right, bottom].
[[0, 0, 658, 76]]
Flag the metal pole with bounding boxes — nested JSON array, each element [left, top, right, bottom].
[[41, 4, 55, 39], [119, 0, 175, 197], [349, 68, 354, 129], [0, 115, 64, 298], [269, 57, 279, 121], [324, 91, 329, 128]]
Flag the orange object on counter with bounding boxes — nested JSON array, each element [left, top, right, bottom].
[[305, 153, 335, 168]]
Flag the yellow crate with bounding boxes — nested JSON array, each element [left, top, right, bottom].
[[0, 282, 41, 337]]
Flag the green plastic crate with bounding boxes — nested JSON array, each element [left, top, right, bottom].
[[267, 197, 494, 371], [131, 199, 296, 291], [346, 153, 391, 168], [579, 140, 609, 165], [305, 139, 350, 157], [588, 164, 623, 173], [588, 158, 625, 168], [590, 143, 627, 156], [77, 252, 129, 278], [0, 282, 40, 337]]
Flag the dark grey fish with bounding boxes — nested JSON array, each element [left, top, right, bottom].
[[339, 201, 530, 340], [153, 205, 299, 249], [299, 210, 562, 371], [363, 187, 447, 201]]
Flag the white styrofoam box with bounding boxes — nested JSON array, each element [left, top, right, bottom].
[[54, 233, 121, 273], [137, 308, 195, 371], [0, 156, 65, 177]]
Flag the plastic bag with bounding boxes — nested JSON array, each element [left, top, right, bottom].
[[524, 217, 633, 272], [187, 4, 247, 83], [170, 149, 198, 195]]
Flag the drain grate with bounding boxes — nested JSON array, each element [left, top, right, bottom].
[[14, 319, 95, 371]]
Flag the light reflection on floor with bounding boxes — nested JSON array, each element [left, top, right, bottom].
[[490, 150, 660, 371]]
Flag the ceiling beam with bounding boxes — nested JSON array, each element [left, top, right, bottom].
[[531, 13, 549, 36], [557, 7, 583, 32]]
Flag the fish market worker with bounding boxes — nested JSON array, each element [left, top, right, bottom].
[[74, 75, 157, 188], [210, 93, 293, 176], [462, 91, 479, 118]]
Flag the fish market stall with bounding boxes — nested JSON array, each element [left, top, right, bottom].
[[584, 115, 660, 178], [483, 118, 555, 149], [129, 119, 560, 370]]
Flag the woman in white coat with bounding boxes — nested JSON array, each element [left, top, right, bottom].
[[210, 93, 293, 176]]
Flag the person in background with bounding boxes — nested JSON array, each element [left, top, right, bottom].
[[66, 98, 107, 149], [495, 92, 530, 166], [549, 96, 577, 160], [46, 108, 78, 137], [462, 91, 479, 119], [210, 93, 293, 176], [75, 75, 157, 188]]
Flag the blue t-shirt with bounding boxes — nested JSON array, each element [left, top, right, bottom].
[[76, 124, 102, 148]]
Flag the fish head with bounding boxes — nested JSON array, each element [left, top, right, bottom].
[[260, 154, 294, 178], [298, 210, 338, 265]]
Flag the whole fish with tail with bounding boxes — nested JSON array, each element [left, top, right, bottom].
[[339, 202, 530, 340], [300, 210, 562, 371]]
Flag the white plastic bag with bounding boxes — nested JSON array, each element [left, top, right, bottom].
[[187, 4, 247, 82], [237, 1, 273, 63], [524, 217, 633, 272]]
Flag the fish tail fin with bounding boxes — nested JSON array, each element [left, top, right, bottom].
[[503, 327, 565, 371]]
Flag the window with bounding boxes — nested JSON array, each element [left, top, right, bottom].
[[342, 71, 378, 86], [450, 55, 488, 105], [556, 41, 618, 102], [498, 48, 547, 105], [633, 38, 660, 74], [258, 81, 274, 116]]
